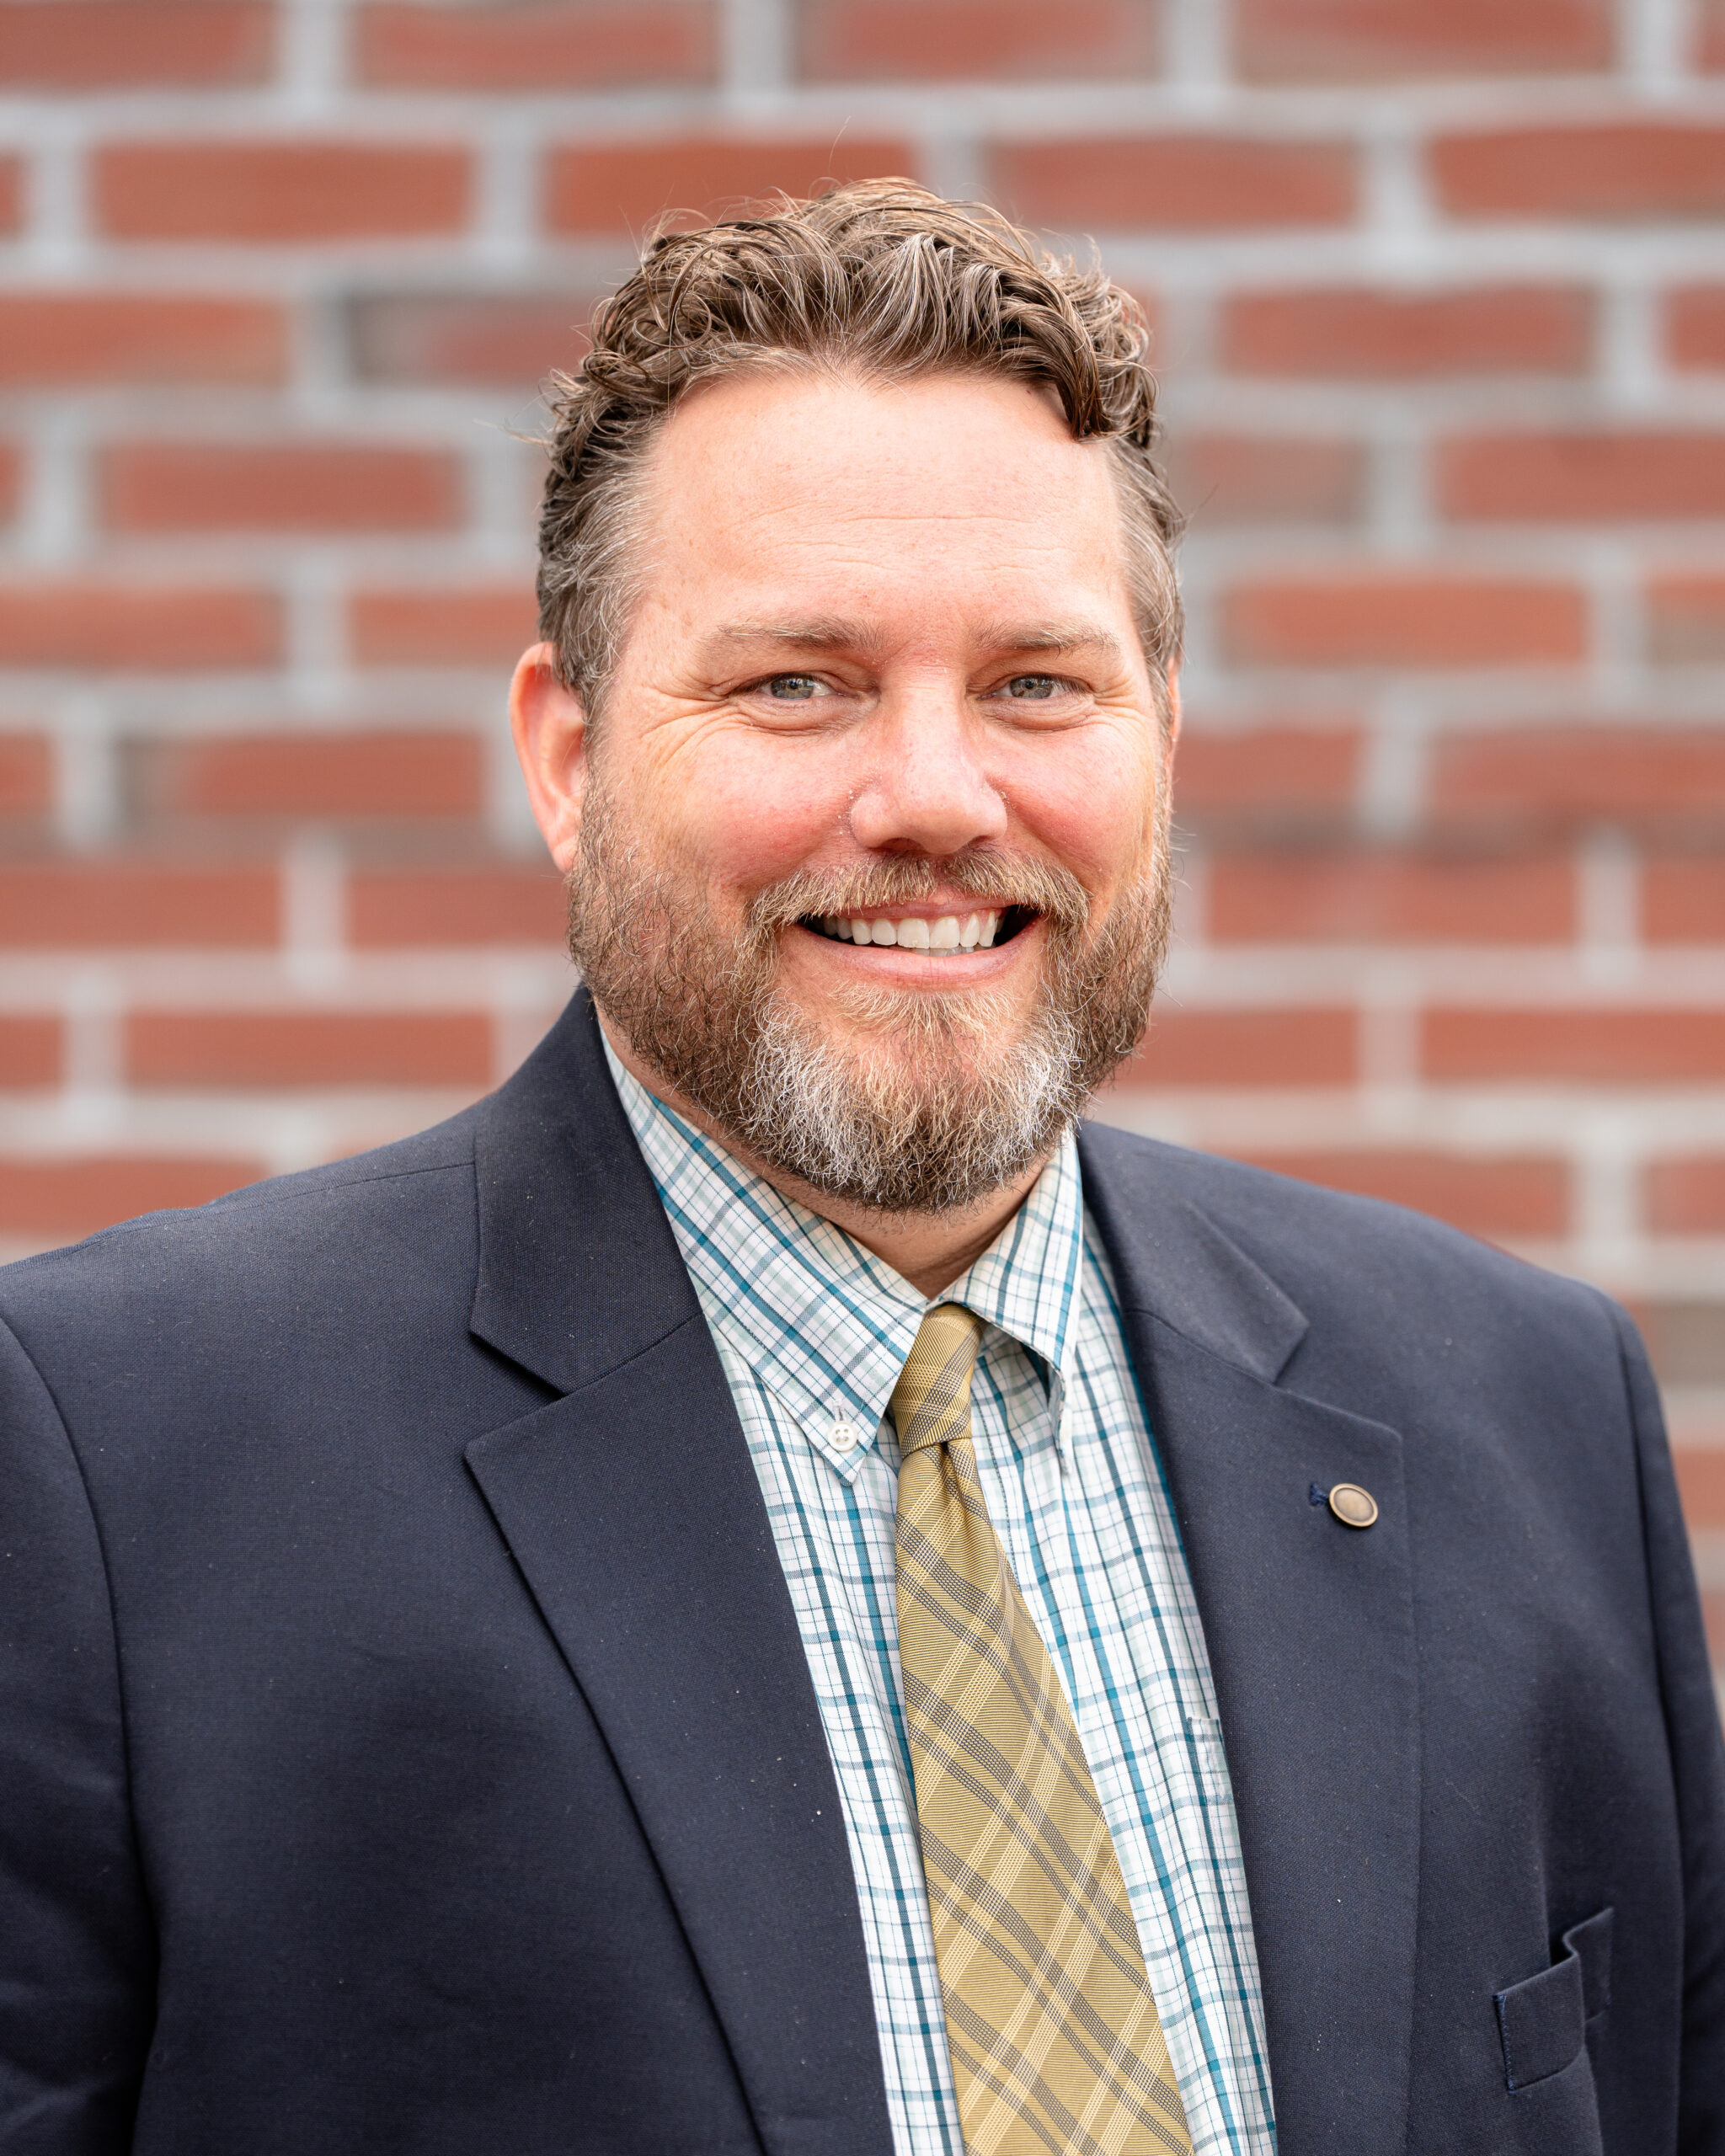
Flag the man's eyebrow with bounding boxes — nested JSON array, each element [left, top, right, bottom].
[[714, 618, 883, 654], [712, 619, 1126, 659], [978, 621, 1127, 660]]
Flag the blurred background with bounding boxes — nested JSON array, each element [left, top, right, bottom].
[[0, 0, 1722, 1695]]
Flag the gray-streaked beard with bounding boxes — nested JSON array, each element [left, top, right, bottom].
[[567, 784, 1172, 1218]]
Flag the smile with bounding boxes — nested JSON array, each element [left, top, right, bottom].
[[802, 910, 1030, 953]]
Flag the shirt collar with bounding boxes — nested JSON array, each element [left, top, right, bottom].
[[602, 1033, 1087, 1476]]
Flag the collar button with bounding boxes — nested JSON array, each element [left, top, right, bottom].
[[827, 1417, 862, 1453]]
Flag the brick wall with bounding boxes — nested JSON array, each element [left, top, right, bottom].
[[1, 0, 1722, 1689]]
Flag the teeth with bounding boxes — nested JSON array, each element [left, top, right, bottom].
[[812, 910, 1007, 952]]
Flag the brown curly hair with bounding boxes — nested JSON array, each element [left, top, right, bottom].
[[537, 178, 1183, 723]]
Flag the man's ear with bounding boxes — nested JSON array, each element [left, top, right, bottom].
[[510, 643, 588, 872]]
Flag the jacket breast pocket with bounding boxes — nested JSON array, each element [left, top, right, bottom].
[[1494, 1905, 1612, 2091]]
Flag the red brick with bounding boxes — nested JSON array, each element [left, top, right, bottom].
[[0, 156, 18, 233], [1121, 1008, 1357, 1086], [1167, 435, 1365, 526], [992, 136, 1355, 232], [0, 1, 272, 85], [0, 294, 286, 387], [143, 732, 483, 820], [1701, 1588, 1725, 1666], [350, 867, 566, 946], [100, 442, 462, 535], [358, 1, 713, 86], [0, 440, 18, 526], [1220, 285, 1591, 378], [1666, 287, 1725, 371], [1223, 576, 1587, 668], [1648, 577, 1725, 664], [1208, 851, 1574, 943], [1439, 431, 1725, 522], [1673, 1449, 1725, 1530], [1423, 1008, 1725, 1082], [1644, 860, 1725, 944], [95, 142, 471, 243], [1703, 0, 1725, 69], [350, 586, 538, 667], [800, 0, 1158, 80], [1174, 725, 1361, 819], [1236, 1148, 1567, 1235], [1236, 0, 1609, 80], [0, 735, 50, 816], [0, 1155, 261, 1236], [1434, 728, 1725, 827], [0, 863, 277, 947], [0, 584, 281, 671], [0, 1018, 61, 1088], [1434, 125, 1725, 221], [547, 137, 916, 236], [1647, 1157, 1725, 1234], [348, 291, 594, 386], [128, 1011, 493, 1087]]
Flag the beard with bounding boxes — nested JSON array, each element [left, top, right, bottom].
[[567, 781, 1172, 1219]]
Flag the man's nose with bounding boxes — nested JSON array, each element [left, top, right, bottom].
[[846, 693, 1010, 858]]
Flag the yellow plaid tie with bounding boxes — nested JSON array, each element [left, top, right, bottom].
[[891, 1304, 1193, 2156]]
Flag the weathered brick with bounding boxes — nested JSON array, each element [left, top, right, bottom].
[[1220, 285, 1591, 378], [0, 584, 282, 670], [1423, 1007, 1725, 1081], [100, 442, 463, 535], [1236, 1147, 1568, 1235], [1167, 435, 1365, 526], [348, 291, 594, 387], [1673, 1449, 1725, 1531], [0, 1154, 261, 1236], [0, 736, 50, 817], [1644, 858, 1725, 943], [1236, 0, 1610, 80], [0, 1018, 61, 1088], [1439, 430, 1725, 521], [0, 862, 277, 947], [1223, 575, 1587, 668], [136, 732, 483, 820], [991, 136, 1355, 231], [1665, 287, 1725, 371], [1648, 1156, 1725, 1234], [128, 1010, 493, 1087], [350, 586, 539, 667], [1647, 577, 1725, 664], [1173, 724, 1361, 821], [0, 1, 273, 85], [1433, 125, 1725, 221], [799, 0, 1159, 80], [0, 294, 286, 387], [1208, 851, 1575, 943], [350, 867, 567, 945], [547, 137, 916, 235], [95, 141, 472, 243], [1434, 728, 1725, 827], [356, 2, 714, 88], [1120, 1007, 1357, 1086]]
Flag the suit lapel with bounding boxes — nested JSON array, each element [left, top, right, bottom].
[[464, 995, 891, 2155], [1081, 1129, 1419, 2156]]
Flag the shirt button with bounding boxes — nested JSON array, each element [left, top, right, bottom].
[[828, 1417, 862, 1453]]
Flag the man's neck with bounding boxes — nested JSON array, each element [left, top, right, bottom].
[[598, 1012, 1047, 1299]]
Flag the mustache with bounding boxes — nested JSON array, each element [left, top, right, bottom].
[[745, 851, 1092, 938]]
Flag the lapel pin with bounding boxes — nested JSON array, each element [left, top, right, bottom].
[[1327, 1482, 1379, 1529]]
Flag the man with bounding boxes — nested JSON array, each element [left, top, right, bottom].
[[1, 183, 1719, 2156]]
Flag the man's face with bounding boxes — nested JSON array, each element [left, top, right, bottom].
[[526, 366, 1177, 1214]]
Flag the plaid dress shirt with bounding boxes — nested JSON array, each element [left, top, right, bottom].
[[606, 1041, 1278, 2156]]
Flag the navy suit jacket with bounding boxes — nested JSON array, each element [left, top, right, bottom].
[[2, 990, 1722, 2154]]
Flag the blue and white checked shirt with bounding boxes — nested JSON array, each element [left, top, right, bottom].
[[606, 1039, 1277, 2156]]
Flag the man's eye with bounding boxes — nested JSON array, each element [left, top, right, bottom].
[[1003, 675, 1062, 701], [761, 674, 823, 701]]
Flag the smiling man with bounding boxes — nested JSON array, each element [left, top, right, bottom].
[[2, 184, 1722, 2156]]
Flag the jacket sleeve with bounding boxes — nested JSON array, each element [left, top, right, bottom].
[[1611, 1302, 1725, 2154], [0, 1316, 152, 2150]]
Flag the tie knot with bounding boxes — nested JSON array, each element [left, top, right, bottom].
[[889, 1304, 985, 1458]]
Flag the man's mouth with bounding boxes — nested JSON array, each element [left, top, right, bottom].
[[801, 908, 1034, 953]]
